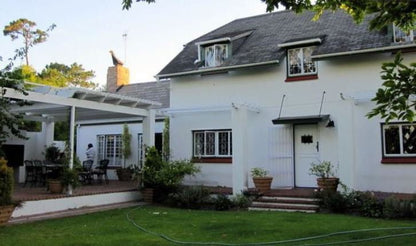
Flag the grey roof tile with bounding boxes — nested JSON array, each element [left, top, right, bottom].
[[115, 80, 170, 109], [158, 10, 393, 77]]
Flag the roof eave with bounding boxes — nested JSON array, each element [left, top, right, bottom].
[[312, 43, 416, 60], [156, 60, 279, 80]]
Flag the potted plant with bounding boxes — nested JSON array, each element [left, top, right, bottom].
[[251, 167, 273, 193], [309, 160, 339, 192], [0, 157, 20, 225]]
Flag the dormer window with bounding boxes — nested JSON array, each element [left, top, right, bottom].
[[203, 44, 228, 67], [393, 24, 416, 43], [287, 46, 317, 77]]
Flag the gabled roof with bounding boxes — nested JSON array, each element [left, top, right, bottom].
[[115, 80, 170, 109], [157, 10, 413, 79]]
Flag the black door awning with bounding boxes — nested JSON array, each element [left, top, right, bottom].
[[272, 114, 330, 125]]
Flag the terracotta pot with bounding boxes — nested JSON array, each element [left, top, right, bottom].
[[116, 169, 132, 181], [142, 188, 154, 203], [0, 205, 15, 225], [48, 180, 63, 194], [317, 178, 339, 192], [253, 177, 273, 193]]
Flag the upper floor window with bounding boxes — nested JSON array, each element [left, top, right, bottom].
[[203, 44, 229, 67], [393, 24, 416, 43], [382, 123, 416, 157], [287, 46, 317, 77], [193, 129, 232, 158]]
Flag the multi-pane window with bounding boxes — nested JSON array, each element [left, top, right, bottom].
[[393, 25, 416, 43], [204, 44, 228, 67], [383, 123, 416, 157], [287, 46, 317, 77], [97, 135, 122, 166], [193, 130, 232, 157]]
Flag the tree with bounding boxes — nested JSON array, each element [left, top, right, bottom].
[[121, 124, 132, 168], [3, 18, 56, 66], [0, 65, 28, 149], [367, 53, 416, 123], [38, 62, 96, 88], [261, 0, 416, 32]]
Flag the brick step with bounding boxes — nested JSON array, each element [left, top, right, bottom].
[[258, 196, 319, 205]]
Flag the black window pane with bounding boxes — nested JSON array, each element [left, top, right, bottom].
[[385, 126, 400, 154]]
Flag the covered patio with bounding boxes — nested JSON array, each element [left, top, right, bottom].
[[2, 83, 162, 219]]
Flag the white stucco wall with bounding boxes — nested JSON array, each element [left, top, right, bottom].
[[76, 120, 164, 180], [169, 52, 416, 193]]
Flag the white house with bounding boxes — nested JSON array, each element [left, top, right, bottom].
[[156, 10, 416, 195]]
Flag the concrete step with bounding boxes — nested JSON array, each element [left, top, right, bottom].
[[258, 196, 319, 205], [249, 207, 317, 213]]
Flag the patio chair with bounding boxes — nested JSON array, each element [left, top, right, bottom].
[[33, 160, 49, 186], [93, 159, 109, 184], [24, 160, 37, 187], [79, 160, 94, 184]]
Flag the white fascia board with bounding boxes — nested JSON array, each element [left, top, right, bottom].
[[278, 38, 322, 48], [195, 37, 231, 46], [156, 60, 279, 80], [312, 43, 416, 59], [3, 88, 150, 117]]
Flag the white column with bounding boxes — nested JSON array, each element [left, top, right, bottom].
[[67, 106, 76, 196], [43, 121, 55, 147], [231, 105, 249, 195], [143, 109, 155, 147]]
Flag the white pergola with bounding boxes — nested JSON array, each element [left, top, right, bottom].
[[3, 84, 161, 194]]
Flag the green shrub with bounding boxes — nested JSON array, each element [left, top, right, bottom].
[[232, 194, 252, 209], [142, 146, 200, 190], [168, 186, 211, 209], [356, 192, 384, 218], [383, 196, 416, 219], [315, 190, 348, 213], [213, 194, 234, 211], [0, 157, 13, 206]]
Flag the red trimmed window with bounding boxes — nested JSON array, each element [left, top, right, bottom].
[[286, 46, 317, 80], [193, 130, 232, 159], [381, 123, 416, 163]]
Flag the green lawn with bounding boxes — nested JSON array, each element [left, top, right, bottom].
[[1, 206, 416, 245]]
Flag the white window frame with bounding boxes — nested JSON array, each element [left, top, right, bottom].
[[97, 134, 122, 166], [287, 46, 318, 77], [203, 44, 229, 67], [393, 24, 416, 43], [382, 123, 416, 157], [193, 130, 232, 158]]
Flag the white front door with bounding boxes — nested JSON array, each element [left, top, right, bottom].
[[294, 124, 320, 187]]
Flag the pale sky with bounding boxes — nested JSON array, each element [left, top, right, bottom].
[[0, 0, 270, 87]]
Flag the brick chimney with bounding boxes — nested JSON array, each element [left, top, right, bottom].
[[106, 64, 129, 93]]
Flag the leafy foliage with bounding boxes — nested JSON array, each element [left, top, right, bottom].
[[38, 62, 96, 88], [0, 158, 13, 206], [142, 146, 200, 189], [261, 0, 416, 32], [168, 186, 211, 209], [309, 160, 336, 178], [250, 167, 269, 177], [122, 0, 155, 10], [121, 124, 132, 168], [3, 18, 55, 65], [367, 53, 416, 123]]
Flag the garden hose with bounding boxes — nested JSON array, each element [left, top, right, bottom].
[[126, 206, 416, 246]]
